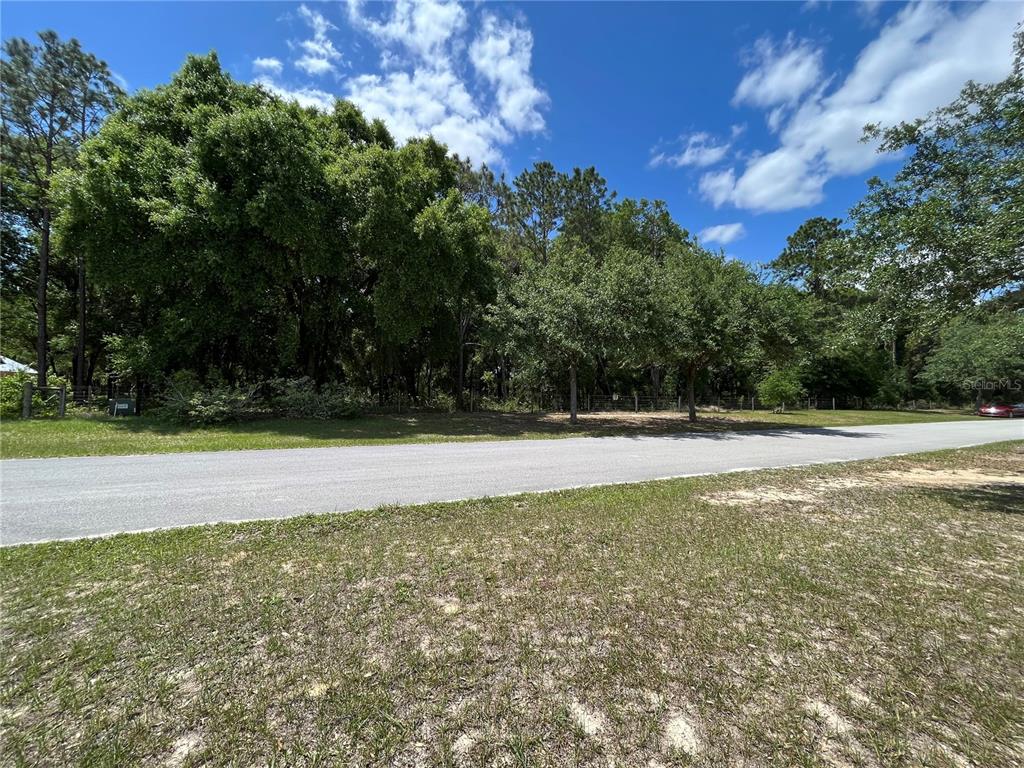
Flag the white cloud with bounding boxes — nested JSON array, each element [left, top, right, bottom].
[[650, 132, 731, 168], [700, 223, 747, 246], [254, 76, 335, 111], [347, 68, 509, 164], [253, 2, 546, 164], [733, 34, 824, 109], [111, 70, 130, 92], [857, 0, 884, 22], [293, 4, 343, 77], [698, 168, 737, 208], [702, 1, 1023, 212], [469, 13, 548, 134], [253, 57, 283, 76], [346, 0, 467, 68], [340, 0, 547, 164]]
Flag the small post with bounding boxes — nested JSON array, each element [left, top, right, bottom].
[[751, 396, 755, 411], [832, 397, 836, 411], [58, 385, 67, 417], [677, 395, 682, 412], [634, 393, 639, 413], [21, 381, 33, 418]]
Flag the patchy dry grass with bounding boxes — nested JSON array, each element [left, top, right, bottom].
[[0, 407, 980, 459], [2, 442, 1022, 767]]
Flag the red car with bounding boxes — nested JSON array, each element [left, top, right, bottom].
[[977, 402, 1024, 417]]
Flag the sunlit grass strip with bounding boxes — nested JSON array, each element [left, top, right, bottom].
[[0, 408, 981, 459]]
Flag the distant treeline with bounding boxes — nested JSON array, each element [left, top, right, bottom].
[[2, 32, 1021, 420]]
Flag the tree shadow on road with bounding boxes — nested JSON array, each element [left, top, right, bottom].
[[90, 410, 883, 444]]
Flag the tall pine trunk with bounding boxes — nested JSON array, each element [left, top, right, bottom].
[[456, 303, 468, 411], [569, 363, 578, 424], [36, 208, 50, 387], [456, 338, 465, 411], [74, 92, 89, 398], [75, 252, 86, 397]]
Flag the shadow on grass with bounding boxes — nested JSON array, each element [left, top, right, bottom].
[[82, 410, 881, 444], [925, 484, 1024, 515]]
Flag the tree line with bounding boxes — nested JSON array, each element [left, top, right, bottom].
[[2, 31, 1021, 421]]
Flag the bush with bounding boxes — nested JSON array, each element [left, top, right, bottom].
[[872, 370, 906, 408], [152, 375, 365, 424], [757, 367, 806, 410], [158, 375, 259, 425], [267, 377, 363, 420], [0, 373, 31, 418], [419, 391, 457, 413], [1, 372, 70, 418]]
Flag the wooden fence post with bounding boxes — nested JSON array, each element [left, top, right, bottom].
[[22, 381, 33, 418], [58, 385, 67, 417], [634, 393, 639, 413]]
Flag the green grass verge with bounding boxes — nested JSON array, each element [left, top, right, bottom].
[[2, 442, 1022, 766], [0, 407, 981, 459]]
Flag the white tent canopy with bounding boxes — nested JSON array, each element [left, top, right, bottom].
[[0, 356, 37, 375]]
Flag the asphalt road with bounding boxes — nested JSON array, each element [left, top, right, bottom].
[[2, 419, 1020, 545]]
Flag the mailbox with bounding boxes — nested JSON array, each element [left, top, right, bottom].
[[109, 398, 135, 416]]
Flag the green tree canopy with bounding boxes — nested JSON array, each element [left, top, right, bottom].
[[769, 216, 848, 298], [848, 30, 1023, 328], [920, 311, 1024, 405], [56, 54, 492, 387], [657, 247, 760, 421], [2, 30, 122, 385]]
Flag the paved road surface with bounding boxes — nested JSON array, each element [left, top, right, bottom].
[[2, 420, 1020, 545]]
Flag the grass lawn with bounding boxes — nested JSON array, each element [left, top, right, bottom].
[[0, 407, 981, 459], [2, 442, 1022, 767]]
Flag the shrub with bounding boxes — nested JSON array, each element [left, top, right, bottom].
[[419, 391, 456, 413], [0, 373, 31, 418], [267, 377, 363, 420], [158, 376, 259, 425], [757, 367, 806, 411], [1, 372, 70, 418], [872, 371, 905, 408], [152, 375, 364, 424]]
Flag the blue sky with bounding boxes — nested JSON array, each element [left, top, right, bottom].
[[4, 1, 1022, 265]]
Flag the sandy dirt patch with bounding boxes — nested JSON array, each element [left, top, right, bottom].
[[664, 709, 702, 755], [703, 466, 1022, 507], [165, 732, 203, 767], [877, 469, 1024, 487], [568, 699, 606, 737], [704, 488, 821, 505]]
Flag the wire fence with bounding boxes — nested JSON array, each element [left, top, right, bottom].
[[12, 379, 960, 419], [556, 393, 955, 413], [16, 382, 139, 418]]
